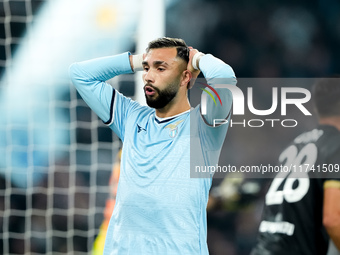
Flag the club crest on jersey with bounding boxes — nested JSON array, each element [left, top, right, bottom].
[[164, 120, 184, 138]]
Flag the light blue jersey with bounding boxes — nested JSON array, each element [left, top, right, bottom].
[[69, 52, 236, 254]]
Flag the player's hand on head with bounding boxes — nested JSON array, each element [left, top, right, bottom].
[[187, 47, 201, 89], [130, 53, 145, 72], [187, 47, 199, 72]]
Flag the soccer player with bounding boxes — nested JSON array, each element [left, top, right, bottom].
[[251, 77, 340, 255], [69, 37, 236, 254]]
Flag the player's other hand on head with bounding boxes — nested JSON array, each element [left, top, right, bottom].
[[188, 47, 201, 89]]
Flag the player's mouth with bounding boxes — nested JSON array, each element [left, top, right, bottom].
[[144, 85, 157, 96]]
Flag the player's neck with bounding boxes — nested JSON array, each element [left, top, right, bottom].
[[319, 116, 340, 131], [155, 94, 191, 118]]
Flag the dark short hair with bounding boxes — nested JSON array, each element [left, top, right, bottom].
[[146, 37, 189, 64], [313, 76, 340, 117]]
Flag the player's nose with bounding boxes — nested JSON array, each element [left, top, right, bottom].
[[143, 70, 155, 84]]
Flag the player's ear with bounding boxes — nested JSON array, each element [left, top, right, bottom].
[[181, 70, 192, 88]]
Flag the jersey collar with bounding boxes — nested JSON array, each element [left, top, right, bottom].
[[154, 109, 190, 124]]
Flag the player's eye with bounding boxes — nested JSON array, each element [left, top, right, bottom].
[[158, 67, 165, 71], [143, 66, 149, 71]]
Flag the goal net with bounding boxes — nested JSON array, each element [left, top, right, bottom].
[[0, 0, 164, 254]]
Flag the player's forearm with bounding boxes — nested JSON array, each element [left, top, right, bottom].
[[199, 54, 236, 81], [69, 52, 133, 122], [325, 227, 340, 250], [69, 52, 133, 86], [323, 185, 340, 250], [199, 54, 237, 124], [323, 215, 340, 251]]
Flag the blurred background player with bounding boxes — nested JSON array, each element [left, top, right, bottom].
[[92, 149, 122, 255], [251, 77, 340, 255]]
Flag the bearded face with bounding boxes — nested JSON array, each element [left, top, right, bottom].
[[144, 80, 180, 109], [142, 47, 188, 110]]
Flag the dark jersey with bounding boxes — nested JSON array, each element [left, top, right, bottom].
[[252, 125, 340, 255]]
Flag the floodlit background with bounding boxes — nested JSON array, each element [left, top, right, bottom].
[[0, 0, 339, 254]]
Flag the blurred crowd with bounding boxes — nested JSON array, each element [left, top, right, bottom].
[[167, 0, 340, 78]]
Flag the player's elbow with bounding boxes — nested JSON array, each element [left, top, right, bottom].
[[224, 64, 236, 79], [69, 62, 85, 87], [69, 63, 78, 82]]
